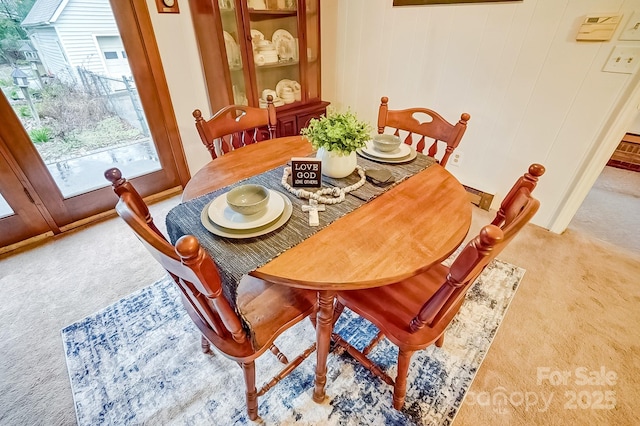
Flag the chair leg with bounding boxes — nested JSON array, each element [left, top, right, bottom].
[[393, 349, 415, 410], [435, 333, 445, 348], [201, 334, 211, 354], [241, 361, 259, 420]]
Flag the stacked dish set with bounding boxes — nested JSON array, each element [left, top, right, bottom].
[[200, 184, 293, 239], [259, 89, 285, 108], [356, 134, 418, 164], [251, 28, 300, 108], [254, 40, 279, 65], [251, 29, 297, 65], [276, 79, 301, 103]]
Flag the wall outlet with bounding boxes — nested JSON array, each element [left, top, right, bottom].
[[450, 151, 463, 167], [603, 45, 640, 74]]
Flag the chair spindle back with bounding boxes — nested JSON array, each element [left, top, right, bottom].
[[377, 96, 470, 167], [410, 163, 544, 331], [193, 96, 277, 160]]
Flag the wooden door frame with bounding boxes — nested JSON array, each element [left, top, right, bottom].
[[549, 73, 640, 233], [0, 0, 189, 247], [0, 141, 54, 244], [112, 0, 190, 188]]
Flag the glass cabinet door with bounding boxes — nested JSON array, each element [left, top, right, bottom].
[[244, 0, 301, 108]]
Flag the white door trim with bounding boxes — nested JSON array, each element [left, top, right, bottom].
[[549, 74, 640, 234]]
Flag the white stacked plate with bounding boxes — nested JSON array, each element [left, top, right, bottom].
[[260, 48, 279, 64], [200, 189, 293, 238], [259, 97, 285, 108], [272, 29, 296, 61], [356, 140, 417, 164]]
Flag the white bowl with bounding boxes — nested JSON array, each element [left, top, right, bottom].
[[226, 184, 270, 215], [372, 134, 402, 152]]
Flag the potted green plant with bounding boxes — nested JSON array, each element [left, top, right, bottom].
[[301, 109, 371, 178]]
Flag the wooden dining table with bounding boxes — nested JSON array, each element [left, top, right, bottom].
[[180, 135, 472, 403]]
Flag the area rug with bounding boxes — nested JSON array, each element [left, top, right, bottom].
[[62, 259, 525, 425]]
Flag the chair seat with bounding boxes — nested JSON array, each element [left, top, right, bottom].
[[337, 264, 461, 352], [237, 275, 316, 349]]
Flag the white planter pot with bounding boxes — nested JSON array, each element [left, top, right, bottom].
[[316, 147, 357, 178]]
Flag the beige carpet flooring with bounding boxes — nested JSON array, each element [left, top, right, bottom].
[[0, 190, 638, 425], [568, 166, 640, 255]]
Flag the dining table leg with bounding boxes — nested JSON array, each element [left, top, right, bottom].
[[313, 290, 335, 403]]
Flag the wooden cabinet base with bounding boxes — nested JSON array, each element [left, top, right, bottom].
[[277, 101, 330, 137]]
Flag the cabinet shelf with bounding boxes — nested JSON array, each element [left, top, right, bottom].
[[255, 60, 298, 70], [248, 9, 297, 19]]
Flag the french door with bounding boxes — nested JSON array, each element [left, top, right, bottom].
[[0, 0, 189, 249], [0, 146, 52, 246]]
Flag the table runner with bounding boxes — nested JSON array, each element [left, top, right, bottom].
[[165, 153, 435, 321]]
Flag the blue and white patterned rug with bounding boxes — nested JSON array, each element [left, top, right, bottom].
[[62, 259, 524, 425]]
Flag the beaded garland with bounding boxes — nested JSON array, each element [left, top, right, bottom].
[[281, 165, 366, 204]]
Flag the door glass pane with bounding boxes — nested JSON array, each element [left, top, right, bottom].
[[0, 0, 160, 198], [0, 193, 14, 219]]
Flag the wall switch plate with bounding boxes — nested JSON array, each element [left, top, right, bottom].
[[619, 11, 640, 41], [576, 14, 623, 41], [603, 45, 640, 74]]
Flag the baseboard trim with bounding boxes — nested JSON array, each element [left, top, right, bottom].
[[0, 232, 55, 256], [463, 185, 494, 211], [1, 186, 182, 256], [59, 186, 182, 233]]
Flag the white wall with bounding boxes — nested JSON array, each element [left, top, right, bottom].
[[145, 0, 211, 175], [323, 0, 640, 229], [146, 0, 640, 230], [629, 111, 640, 134]]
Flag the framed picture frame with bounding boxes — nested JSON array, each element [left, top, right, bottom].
[[393, 0, 521, 5]]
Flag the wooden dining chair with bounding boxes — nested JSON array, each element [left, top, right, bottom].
[[104, 168, 316, 421], [331, 163, 545, 410], [193, 96, 277, 160], [377, 96, 470, 167]]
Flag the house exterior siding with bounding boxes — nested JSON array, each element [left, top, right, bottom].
[[28, 26, 70, 80], [54, 0, 122, 76]]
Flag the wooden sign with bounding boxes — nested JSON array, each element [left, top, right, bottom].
[[291, 157, 321, 188]]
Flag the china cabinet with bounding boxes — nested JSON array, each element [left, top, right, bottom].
[[190, 0, 329, 137]]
